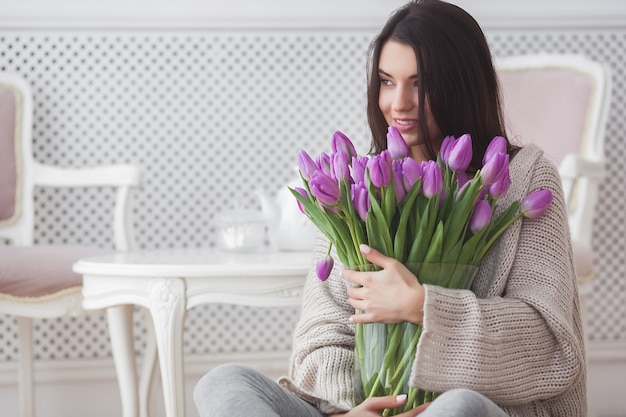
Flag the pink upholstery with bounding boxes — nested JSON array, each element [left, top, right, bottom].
[[0, 83, 18, 222], [499, 68, 593, 164], [0, 246, 109, 297]]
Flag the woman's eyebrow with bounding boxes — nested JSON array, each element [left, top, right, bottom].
[[378, 68, 419, 80]]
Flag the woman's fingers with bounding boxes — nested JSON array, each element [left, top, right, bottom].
[[359, 394, 408, 411], [359, 244, 395, 268]]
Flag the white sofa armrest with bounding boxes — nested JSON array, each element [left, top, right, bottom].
[[559, 153, 605, 181]]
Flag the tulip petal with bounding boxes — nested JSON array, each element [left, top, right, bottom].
[[309, 171, 341, 206], [521, 188, 553, 219], [488, 169, 511, 199], [483, 136, 508, 166], [447, 133, 473, 172], [293, 187, 309, 214], [481, 152, 509, 186], [367, 150, 393, 187], [351, 182, 370, 222], [402, 157, 423, 192], [470, 200, 493, 233], [387, 126, 409, 160], [352, 155, 369, 184], [439, 135, 456, 165], [421, 160, 443, 198], [297, 150, 318, 180], [331, 131, 357, 159], [331, 151, 351, 182], [316, 255, 334, 281]]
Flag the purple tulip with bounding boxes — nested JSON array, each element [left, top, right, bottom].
[[293, 187, 309, 214], [297, 150, 318, 180], [330, 151, 351, 183], [309, 171, 340, 207], [483, 136, 507, 166], [488, 169, 511, 199], [439, 135, 456, 165], [421, 160, 443, 198], [455, 178, 472, 201], [392, 160, 406, 204], [351, 182, 370, 222], [447, 133, 473, 172], [387, 126, 409, 160], [456, 170, 469, 188], [402, 157, 423, 192], [316, 152, 331, 177], [481, 152, 509, 186], [470, 200, 493, 233], [316, 255, 334, 281], [331, 131, 357, 159], [352, 155, 369, 184], [521, 188, 553, 219], [367, 150, 393, 187]]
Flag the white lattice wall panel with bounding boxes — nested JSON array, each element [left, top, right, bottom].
[[0, 28, 624, 364]]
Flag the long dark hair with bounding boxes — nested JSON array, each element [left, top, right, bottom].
[[367, 0, 517, 169]]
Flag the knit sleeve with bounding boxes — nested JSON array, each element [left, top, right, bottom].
[[278, 234, 356, 414], [411, 153, 585, 406]]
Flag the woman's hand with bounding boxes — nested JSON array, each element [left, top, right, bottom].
[[329, 394, 431, 417], [342, 244, 425, 325]]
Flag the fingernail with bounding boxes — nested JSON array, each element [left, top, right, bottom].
[[359, 244, 371, 254], [396, 394, 407, 403]]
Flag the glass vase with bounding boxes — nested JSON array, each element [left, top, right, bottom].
[[352, 263, 478, 416]]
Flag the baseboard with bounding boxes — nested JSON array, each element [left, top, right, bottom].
[[587, 341, 626, 361], [1, 346, 624, 417]]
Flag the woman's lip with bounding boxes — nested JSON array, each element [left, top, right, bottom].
[[393, 119, 418, 132]]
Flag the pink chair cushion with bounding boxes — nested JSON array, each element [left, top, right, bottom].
[[499, 68, 592, 164], [0, 84, 18, 222], [0, 246, 110, 297], [571, 240, 594, 283]]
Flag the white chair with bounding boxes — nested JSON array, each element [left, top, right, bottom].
[[0, 72, 143, 417], [496, 53, 612, 414]]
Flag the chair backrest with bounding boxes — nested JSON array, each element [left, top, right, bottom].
[[0, 72, 35, 246], [496, 54, 612, 246]]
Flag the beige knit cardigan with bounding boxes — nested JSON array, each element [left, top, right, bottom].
[[279, 144, 587, 417]]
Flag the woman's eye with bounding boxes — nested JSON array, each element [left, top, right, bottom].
[[380, 78, 393, 86]]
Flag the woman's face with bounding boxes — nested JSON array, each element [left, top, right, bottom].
[[378, 40, 442, 161]]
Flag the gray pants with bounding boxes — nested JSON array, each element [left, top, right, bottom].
[[193, 363, 509, 417]]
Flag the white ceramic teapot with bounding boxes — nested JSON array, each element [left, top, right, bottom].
[[257, 177, 318, 252]]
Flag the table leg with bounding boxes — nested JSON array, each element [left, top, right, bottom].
[[149, 277, 187, 417], [139, 309, 158, 417], [107, 305, 139, 417]]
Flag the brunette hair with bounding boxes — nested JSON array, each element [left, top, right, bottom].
[[367, 0, 517, 169]]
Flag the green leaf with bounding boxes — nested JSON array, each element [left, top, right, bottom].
[[367, 183, 393, 257], [442, 178, 482, 255], [423, 220, 444, 264], [365, 212, 387, 256], [392, 182, 421, 262], [289, 188, 333, 235], [382, 184, 396, 227]]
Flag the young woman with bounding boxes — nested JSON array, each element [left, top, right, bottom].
[[194, 1, 586, 416]]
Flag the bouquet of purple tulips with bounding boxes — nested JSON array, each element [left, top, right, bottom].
[[291, 128, 552, 414]]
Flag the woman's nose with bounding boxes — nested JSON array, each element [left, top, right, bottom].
[[392, 86, 415, 112]]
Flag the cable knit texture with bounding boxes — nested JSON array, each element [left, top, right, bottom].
[[278, 144, 586, 417]]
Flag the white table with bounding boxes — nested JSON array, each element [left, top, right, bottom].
[[73, 247, 312, 417]]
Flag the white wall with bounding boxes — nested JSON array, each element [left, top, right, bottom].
[[0, 0, 625, 28]]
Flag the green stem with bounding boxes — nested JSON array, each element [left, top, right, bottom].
[[346, 216, 367, 267], [477, 212, 523, 259]]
